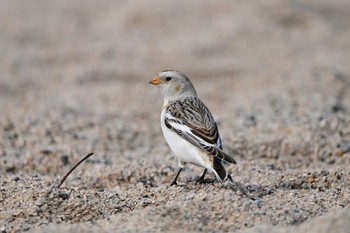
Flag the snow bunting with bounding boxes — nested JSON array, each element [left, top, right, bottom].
[[149, 70, 236, 185]]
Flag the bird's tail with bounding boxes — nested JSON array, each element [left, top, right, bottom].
[[213, 157, 233, 183]]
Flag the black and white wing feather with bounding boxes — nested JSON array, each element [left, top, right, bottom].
[[164, 97, 236, 164]]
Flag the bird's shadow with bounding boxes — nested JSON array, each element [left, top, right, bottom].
[[227, 181, 274, 200], [177, 178, 274, 200]]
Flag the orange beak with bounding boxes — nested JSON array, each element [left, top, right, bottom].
[[149, 76, 161, 85]]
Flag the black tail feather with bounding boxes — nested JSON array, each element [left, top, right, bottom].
[[213, 158, 228, 182], [220, 150, 237, 164]]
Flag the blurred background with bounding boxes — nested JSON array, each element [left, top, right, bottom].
[[0, 0, 349, 180], [1, 1, 350, 232]]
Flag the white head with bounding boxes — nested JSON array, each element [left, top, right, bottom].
[[149, 70, 197, 103]]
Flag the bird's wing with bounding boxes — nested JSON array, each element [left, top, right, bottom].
[[164, 97, 236, 164]]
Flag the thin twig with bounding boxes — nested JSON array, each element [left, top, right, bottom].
[[57, 152, 94, 188]]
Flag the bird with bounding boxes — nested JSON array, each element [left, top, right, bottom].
[[149, 70, 236, 186]]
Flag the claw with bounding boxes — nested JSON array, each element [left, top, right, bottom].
[[195, 169, 207, 183]]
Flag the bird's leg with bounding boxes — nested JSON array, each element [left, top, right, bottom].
[[196, 169, 207, 183], [170, 168, 183, 186]]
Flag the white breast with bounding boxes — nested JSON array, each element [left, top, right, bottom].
[[160, 109, 209, 168]]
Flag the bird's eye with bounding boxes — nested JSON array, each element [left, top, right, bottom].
[[166, 77, 172, 81]]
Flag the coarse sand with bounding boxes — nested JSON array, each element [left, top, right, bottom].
[[0, 0, 349, 232]]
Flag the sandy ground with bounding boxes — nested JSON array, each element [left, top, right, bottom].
[[0, 0, 350, 232]]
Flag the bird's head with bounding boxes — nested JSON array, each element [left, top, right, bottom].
[[149, 70, 197, 102]]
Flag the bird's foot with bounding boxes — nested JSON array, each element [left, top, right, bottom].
[[195, 176, 206, 184], [195, 169, 207, 184]]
